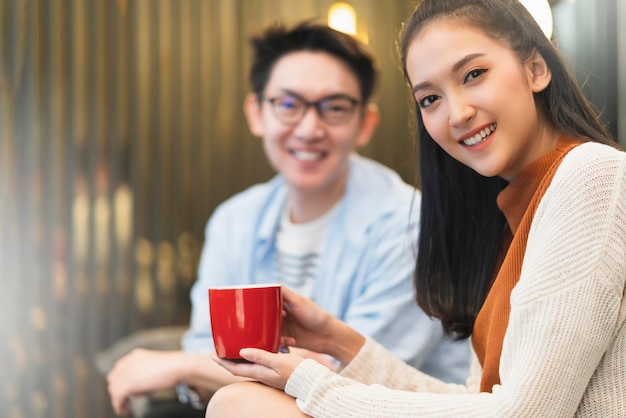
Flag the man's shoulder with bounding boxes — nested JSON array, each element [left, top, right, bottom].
[[210, 176, 284, 223], [341, 156, 420, 241], [348, 155, 419, 207]]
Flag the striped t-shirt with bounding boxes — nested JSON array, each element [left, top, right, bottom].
[[275, 201, 341, 297]]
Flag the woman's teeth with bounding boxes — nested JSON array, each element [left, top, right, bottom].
[[462, 123, 497, 146], [293, 150, 323, 161]]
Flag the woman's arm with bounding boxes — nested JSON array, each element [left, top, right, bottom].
[[284, 144, 626, 417], [215, 145, 626, 418]]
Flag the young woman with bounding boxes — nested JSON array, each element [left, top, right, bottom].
[[204, 0, 626, 416]]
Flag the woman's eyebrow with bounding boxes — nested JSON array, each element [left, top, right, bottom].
[[412, 52, 486, 95], [412, 81, 433, 95], [451, 52, 485, 73]]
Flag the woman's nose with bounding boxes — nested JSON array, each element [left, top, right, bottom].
[[447, 93, 475, 127]]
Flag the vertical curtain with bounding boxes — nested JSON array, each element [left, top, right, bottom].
[[552, 0, 620, 139], [0, 1, 415, 417]]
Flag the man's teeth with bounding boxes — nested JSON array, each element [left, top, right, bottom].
[[293, 150, 323, 161], [462, 123, 497, 146]]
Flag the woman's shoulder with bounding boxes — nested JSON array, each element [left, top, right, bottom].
[[566, 141, 626, 164], [557, 142, 626, 182], [545, 141, 626, 211]]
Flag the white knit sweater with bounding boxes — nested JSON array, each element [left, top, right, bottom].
[[285, 142, 626, 417]]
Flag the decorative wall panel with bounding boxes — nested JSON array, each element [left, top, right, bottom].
[[0, 1, 414, 416], [1, 1, 622, 417]]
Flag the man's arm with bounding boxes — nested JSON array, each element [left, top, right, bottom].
[[107, 203, 247, 415], [106, 348, 249, 415]]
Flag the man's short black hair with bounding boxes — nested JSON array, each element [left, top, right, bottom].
[[249, 21, 378, 103]]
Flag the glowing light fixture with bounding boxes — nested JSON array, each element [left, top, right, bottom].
[[328, 2, 357, 36], [520, 0, 554, 39]]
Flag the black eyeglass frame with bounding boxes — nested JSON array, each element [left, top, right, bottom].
[[261, 92, 361, 126]]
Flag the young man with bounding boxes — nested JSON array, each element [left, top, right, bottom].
[[107, 22, 470, 417]]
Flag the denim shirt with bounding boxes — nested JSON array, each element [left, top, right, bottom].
[[182, 154, 470, 383]]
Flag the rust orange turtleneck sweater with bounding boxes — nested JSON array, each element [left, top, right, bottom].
[[472, 138, 581, 393]]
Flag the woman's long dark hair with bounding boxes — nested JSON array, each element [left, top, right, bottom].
[[400, 0, 615, 339]]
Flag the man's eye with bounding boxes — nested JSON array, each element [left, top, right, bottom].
[[277, 98, 299, 110], [321, 99, 352, 114], [325, 104, 349, 114]]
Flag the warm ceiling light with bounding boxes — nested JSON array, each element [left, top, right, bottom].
[[520, 0, 554, 39], [328, 2, 357, 36]]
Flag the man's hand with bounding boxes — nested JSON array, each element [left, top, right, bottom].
[[107, 349, 184, 415]]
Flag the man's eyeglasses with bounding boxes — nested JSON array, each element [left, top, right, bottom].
[[262, 93, 360, 126]]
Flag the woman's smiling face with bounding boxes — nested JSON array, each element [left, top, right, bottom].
[[405, 19, 556, 181]]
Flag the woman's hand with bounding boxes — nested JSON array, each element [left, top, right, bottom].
[[280, 286, 366, 364], [279, 287, 335, 352], [287, 347, 336, 370], [213, 349, 304, 391], [213, 287, 366, 391]]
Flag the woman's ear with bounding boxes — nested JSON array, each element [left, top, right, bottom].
[[527, 49, 552, 93], [355, 103, 380, 147], [243, 92, 264, 136]]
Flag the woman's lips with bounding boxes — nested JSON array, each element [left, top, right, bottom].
[[461, 123, 497, 147]]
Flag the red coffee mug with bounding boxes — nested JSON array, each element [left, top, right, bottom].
[[209, 284, 282, 359]]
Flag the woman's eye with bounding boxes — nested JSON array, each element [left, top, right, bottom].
[[464, 68, 487, 83], [418, 95, 439, 109]]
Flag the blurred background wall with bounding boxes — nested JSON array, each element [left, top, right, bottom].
[[0, 0, 622, 417]]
